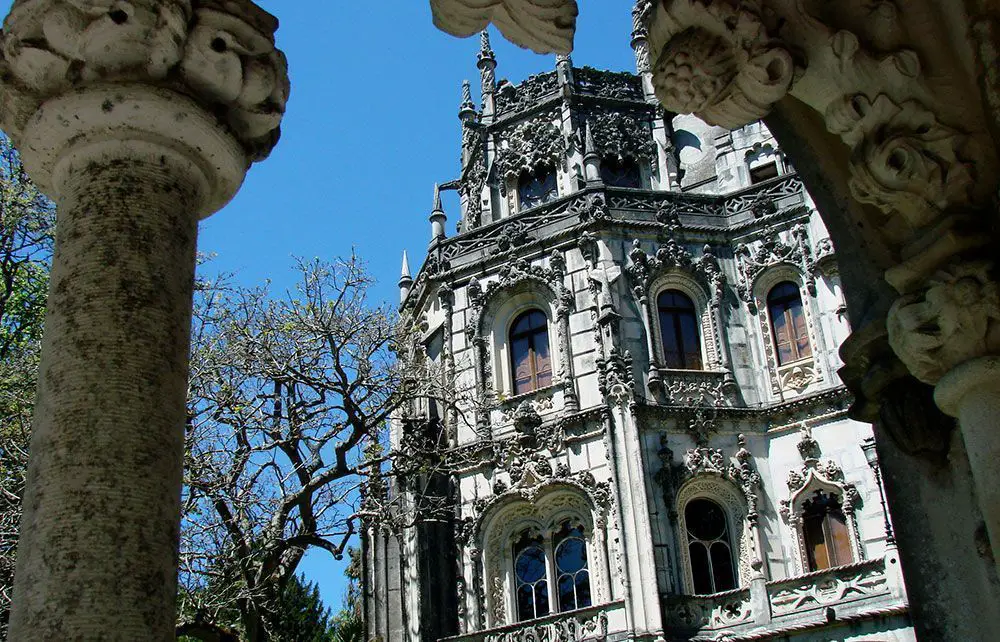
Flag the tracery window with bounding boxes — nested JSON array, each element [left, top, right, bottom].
[[518, 167, 558, 210], [514, 532, 549, 621], [749, 161, 778, 184], [801, 490, 854, 571], [511, 522, 592, 622], [685, 498, 737, 594], [657, 290, 702, 370], [600, 157, 642, 188], [510, 310, 552, 395], [767, 282, 811, 365]]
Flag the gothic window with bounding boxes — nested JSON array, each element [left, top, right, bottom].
[[600, 157, 642, 188], [685, 499, 737, 594], [554, 523, 592, 612], [767, 282, 811, 365], [512, 522, 592, 622], [657, 290, 703, 370], [518, 167, 558, 210], [513, 531, 550, 621], [510, 310, 552, 395], [801, 491, 854, 571], [749, 161, 779, 184]]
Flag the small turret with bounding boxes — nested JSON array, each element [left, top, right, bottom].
[[556, 53, 574, 96], [631, 0, 656, 97], [458, 79, 478, 123], [398, 251, 413, 304], [429, 183, 447, 242], [583, 120, 603, 185], [477, 30, 497, 120]]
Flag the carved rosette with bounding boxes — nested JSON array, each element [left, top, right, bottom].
[[585, 109, 656, 165], [0, 0, 288, 213], [647, 0, 798, 129]]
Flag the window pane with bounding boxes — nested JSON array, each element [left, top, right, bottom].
[[710, 542, 736, 591], [601, 157, 642, 188], [678, 313, 702, 370], [558, 575, 576, 612], [519, 170, 558, 210], [515, 545, 546, 583], [511, 336, 533, 394], [658, 290, 701, 370], [533, 331, 552, 388], [517, 585, 536, 621], [533, 581, 550, 619], [556, 537, 586, 574], [575, 570, 592, 609], [686, 499, 727, 541], [689, 542, 713, 595], [804, 514, 830, 570], [827, 512, 853, 567], [792, 305, 811, 359]]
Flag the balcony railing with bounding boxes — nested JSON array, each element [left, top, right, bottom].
[[663, 557, 905, 637], [442, 601, 625, 642]]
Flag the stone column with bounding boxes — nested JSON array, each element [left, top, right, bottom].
[[0, 1, 288, 639]]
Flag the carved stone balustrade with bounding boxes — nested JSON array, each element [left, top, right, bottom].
[[0, 1, 288, 639], [658, 369, 739, 408], [441, 601, 625, 642], [663, 557, 907, 639]]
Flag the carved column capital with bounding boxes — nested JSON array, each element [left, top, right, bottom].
[[1, 0, 289, 214]]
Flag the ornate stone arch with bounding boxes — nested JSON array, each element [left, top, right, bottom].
[[647, 271, 718, 370], [779, 428, 864, 575], [675, 474, 754, 594], [750, 263, 824, 396], [474, 481, 606, 628], [467, 254, 578, 414]]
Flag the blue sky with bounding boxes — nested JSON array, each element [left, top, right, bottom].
[[1, 0, 638, 612]]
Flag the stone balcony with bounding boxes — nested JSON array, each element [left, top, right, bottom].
[[442, 601, 628, 642], [662, 557, 908, 640]]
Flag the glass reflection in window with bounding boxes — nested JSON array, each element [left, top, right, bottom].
[[657, 290, 703, 370], [685, 498, 736, 594], [767, 282, 811, 365], [802, 491, 853, 571], [518, 168, 558, 210], [510, 310, 552, 395], [513, 532, 549, 621], [554, 522, 591, 612]]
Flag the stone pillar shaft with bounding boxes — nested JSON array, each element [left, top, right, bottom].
[[11, 151, 200, 638]]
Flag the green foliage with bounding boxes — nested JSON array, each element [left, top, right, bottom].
[[0, 134, 53, 641], [272, 575, 336, 642]]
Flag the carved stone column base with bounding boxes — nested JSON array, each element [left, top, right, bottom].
[[935, 356, 1000, 576]]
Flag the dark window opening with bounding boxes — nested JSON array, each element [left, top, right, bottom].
[[518, 168, 558, 210], [600, 157, 642, 188], [657, 290, 703, 370], [510, 310, 552, 395], [513, 531, 549, 621], [554, 522, 591, 612], [767, 282, 811, 365], [802, 491, 854, 571], [685, 498, 736, 594], [749, 162, 779, 184]]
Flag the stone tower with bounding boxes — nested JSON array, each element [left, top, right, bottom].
[[363, 33, 913, 642]]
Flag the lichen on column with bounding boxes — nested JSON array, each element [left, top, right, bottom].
[[0, 1, 288, 639]]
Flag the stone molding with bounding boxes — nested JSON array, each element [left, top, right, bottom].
[[429, 0, 578, 55]]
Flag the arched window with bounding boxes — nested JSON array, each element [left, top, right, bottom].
[[657, 290, 702, 370], [685, 499, 737, 594], [513, 531, 549, 621], [518, 168, 558, 210], [802, 491, 853, 571], [554, 522, 592, 612], [600, 157, 642, 188], [767, 282, 811, 365], [510, 310, 552, 395]]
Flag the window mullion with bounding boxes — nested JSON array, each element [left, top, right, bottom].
[[545, 536, 557, 613]]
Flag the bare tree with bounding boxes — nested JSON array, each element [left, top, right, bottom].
[[0, 134, 54, 640], [178, 255, 417, 642]]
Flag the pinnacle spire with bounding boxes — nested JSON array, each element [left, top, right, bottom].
[[400, 250, 411, 280], [459, 79, 477, 121], [478, 30, 495, 67], [583, 119, 598, 158], [432, 183, 443, 213]]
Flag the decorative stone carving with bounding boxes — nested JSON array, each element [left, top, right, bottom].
[[574, 66, 645, 101], [887, 259, 1000, 385], [596, 347, 634, 405], [647, 2, 798, 129], [494, 71, 559, 115], [628, 238, 727, 305], [569, 192, 610, 222], [1, 0, 289, 175], [429, 0, 578, 55], [495, 113, 566, 183], [585, 109, 656, 163], [733, 225, 815, 308]]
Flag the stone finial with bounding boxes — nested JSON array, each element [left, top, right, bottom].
[[430, 183, 447, 241], [0, 0, 290, 213], [399, 251, 413, 303], [477, 29, 496, 68], [459, 79, 477, 121]]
